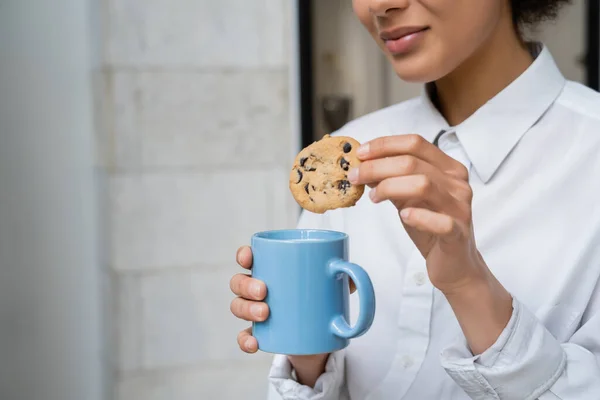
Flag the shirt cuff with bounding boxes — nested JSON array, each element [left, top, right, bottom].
[[268, 351, 345, 400], [440, 298, 567, 400]]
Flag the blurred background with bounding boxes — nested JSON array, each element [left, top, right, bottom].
[[0, 1, 598, 400]]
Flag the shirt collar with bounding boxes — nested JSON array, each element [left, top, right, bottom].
[[414, 42, 566, 183]]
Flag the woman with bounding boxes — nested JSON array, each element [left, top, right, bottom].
[[230, 0, 600, 399]]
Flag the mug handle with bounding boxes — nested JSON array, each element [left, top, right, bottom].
[[328, 259, 376, 339]]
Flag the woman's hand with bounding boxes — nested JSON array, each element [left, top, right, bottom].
[[229, 246, 269, 353], [349, 134, 513, 354], [349, 134, 484, 294], [229, 246, 331, 387]]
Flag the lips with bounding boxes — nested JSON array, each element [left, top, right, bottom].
[[380, 26, 429, 41], [380, 26, 429, 55]]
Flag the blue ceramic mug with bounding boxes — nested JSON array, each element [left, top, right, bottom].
[[251, 229, 376, 355]]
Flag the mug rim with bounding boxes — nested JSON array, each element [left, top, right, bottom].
[[252, 228, 348, 243]]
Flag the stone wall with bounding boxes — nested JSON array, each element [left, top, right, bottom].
[[102, 1, 299, 398]]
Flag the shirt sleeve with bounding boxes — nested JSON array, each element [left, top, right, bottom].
[[266, 209, 348, 400], [267, 351, 347, 400], [440, 282, 600, 400]]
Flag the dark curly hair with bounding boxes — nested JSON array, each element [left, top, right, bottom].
[[511, 0, 572, 33]]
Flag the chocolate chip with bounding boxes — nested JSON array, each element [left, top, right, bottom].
[[338, 180, 351, 194], [309, 197, 315, 202], [300, 157, 308, 167], [295, 169, 303, 184], [304, 166, 317, 172], [304, 183, 310, 194], [340, 157, 349, 171], [343, 143, 352, 153], [311, 185, 316, 191]]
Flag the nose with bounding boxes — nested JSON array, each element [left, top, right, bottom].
[[369, 0, 408, 17]]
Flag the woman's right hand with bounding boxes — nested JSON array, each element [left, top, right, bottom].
[[229, 246, 330, 387], [229, 246, 269, 353]]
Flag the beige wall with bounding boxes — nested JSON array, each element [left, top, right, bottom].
[[103, 1, 299, 398]]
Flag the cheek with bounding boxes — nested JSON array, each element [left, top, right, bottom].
[[424, 0, 503, 55], [392, 0, 504, 82], [352, 0, 376, 35]]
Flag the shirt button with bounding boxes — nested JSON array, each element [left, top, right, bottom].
[[401, 355, 414, 369], [413, 271, 426, 286]]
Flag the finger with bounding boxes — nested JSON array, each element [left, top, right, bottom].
[[349, 155, 439, 186], [356, 159, 469, 200], [371, 175, 467, 220], [229, 273, 267, 300], [449, 178, 474, 203], [236, 246, 253, 269], [357, 135, 468, 181], [400, 207, 463, 238], [369, 175, 453, 212], [349, 278, 356, 294], [237, 327, 258, 353], [230, 297, 269, 322]]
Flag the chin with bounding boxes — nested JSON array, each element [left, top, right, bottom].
[[386, 51, 453, 84]]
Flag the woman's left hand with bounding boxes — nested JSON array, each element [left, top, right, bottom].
[[349, 133, 514, 354], [348, 134, 488, 296]]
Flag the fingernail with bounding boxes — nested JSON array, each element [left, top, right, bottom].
[[369, 187, 377, 201], [348, 168, 359, 183], [357, 143, 369, 158], [245, 337, 255, 350], [235, 248, 242, 264], [251, 303, 263, 318], [251, 283, 262, 298], [400, 208, 410, 219]]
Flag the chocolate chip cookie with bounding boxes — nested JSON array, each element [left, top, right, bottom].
[[289, 134, 365, 214]]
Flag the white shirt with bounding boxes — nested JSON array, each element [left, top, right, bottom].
[[266, 43, 600, 400]]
